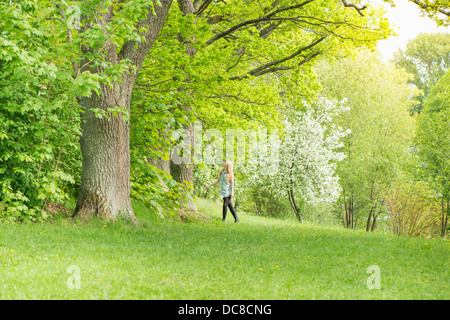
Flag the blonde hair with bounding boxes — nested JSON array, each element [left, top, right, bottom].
[[222, 160, 233, 182]]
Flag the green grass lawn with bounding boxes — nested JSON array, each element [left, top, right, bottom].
[[0, 198, 449, 299]]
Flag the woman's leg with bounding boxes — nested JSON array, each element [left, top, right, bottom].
[[222, 196, 230, 221], [227, 198, 239, 222]]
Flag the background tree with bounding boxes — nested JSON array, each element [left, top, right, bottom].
[[416, 69, 450, 237], [316, 50, 418, 230], [393, 32, 450, 114], [242, 99, 349, 222]]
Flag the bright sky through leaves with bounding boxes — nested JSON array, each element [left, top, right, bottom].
[[371, 0, 450, 60]]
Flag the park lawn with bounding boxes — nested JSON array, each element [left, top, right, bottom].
[[0, 198, 449, 300]]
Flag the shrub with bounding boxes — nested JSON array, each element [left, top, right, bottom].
[[385, 181, 441, 238]]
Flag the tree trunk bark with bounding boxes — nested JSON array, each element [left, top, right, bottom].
[[287, 189, 303, 222], [445, 199, 449, 237], [342, 189, 348, 228], [350, 196, 354, 229], [76, 82, 135, 221], [366, 208, 373, 232], [366, 183, 375, 232], [74, 0, 173, 221], [170, 111, 196, 210], [344, 194, 354, 229], [371, 213, 377, 232]]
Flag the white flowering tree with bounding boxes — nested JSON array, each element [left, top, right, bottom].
[[242, 99, 350, 222]]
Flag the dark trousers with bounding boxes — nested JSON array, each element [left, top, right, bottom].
[[223, 196, 238, 221]]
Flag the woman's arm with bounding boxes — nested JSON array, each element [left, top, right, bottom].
[[205, 171, 221, 190], [230, 174, 234, 198]]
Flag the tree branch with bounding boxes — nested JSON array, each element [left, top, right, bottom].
[[248, 36, 325, 76], [205, 94, 267, 105], [195, 0, 213, 16], [259, 21, 283, 39], [340, 0, 367, 17], [229, 48, 322, 80], [119, 0, 173, 72], [410, 0, 450, 17], [226, 47, 246, 72], [205, 0, 315, 45]]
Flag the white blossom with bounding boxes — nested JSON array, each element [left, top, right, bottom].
[[241, 98, 350, 207]]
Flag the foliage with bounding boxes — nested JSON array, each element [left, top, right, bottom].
[[248, 188, 291, 218], [129, 86, 190, 217], [416, 69, 450, 236], [193, 163, 221, 199], [385, 180, 442, 238], [316, 50, 418, 229], [138, 0, 394, 155], [393, 32, 450, 114], [130, 160, 186, 219], [0, 1, 81, 222]]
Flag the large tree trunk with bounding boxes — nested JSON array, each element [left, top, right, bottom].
[[74, 0, 173, 221], [76, 82, 135, 221]]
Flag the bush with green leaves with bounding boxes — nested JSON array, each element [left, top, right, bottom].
[[0, 1, 81, 222]]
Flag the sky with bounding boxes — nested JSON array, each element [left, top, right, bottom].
[[369, 0, 450, 61]]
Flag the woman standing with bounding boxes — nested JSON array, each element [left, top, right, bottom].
[[205, 160, 240, 223]]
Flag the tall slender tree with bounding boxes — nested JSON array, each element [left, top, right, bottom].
[[316, 50, 417, 230]]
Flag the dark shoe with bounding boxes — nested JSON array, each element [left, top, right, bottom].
[[222, 219, 225, 222], [235, 219, 240, 223]]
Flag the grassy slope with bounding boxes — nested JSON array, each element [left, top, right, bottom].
[[0, 198, 449, 299]]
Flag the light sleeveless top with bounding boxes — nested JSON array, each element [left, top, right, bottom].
[[220, 170, 232, 199]]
